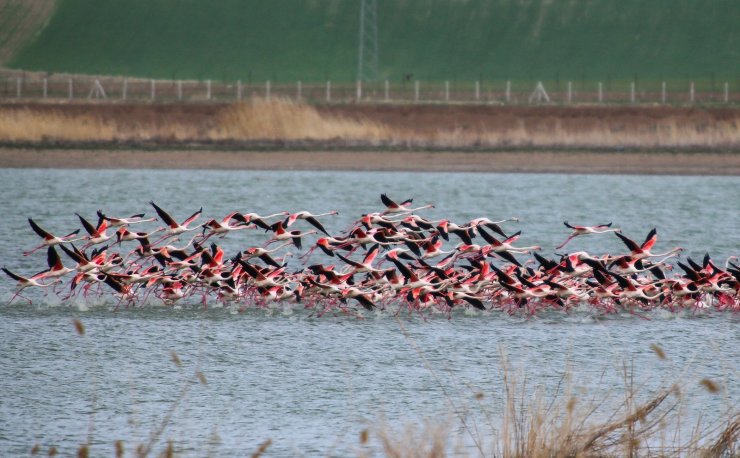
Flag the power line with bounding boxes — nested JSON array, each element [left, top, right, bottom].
[[357, 0, 378, 82]]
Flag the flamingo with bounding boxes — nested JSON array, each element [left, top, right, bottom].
[[97, 209, 156, 227], [341, 287, 377, 310], [114, 227, 164, 246], [233, 211, 289, 230], [38, 247, 75, 280], [77, 213, 113, 249], [556, 222, 621, 249], [356, 212, 404, 231], [242, 243, 292, 268], [23, 218, 81, 256], [468, 217, 519, 238], [445, 290, 486, 310], [380, 193, 434, 214], [265, 219, 317, 250], [436, 219, 475, 244], [286, 210, 338, 235], [2, 267, 61, 304], [615, 228, 683, 260], [200, 212, 250, 240], [336, 244, 390, 274], [150, 201, 203, 239]]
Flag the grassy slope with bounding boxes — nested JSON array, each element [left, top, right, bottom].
[[0, 0, 56, 65], [8, 0, 740, 82]]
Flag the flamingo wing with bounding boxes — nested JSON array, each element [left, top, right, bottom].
[[615, 232, 641, 252], [76, 213, 97, 236], [641, 228, 658, 250], [182, 207, 203, 227], [503, 231, 522, 245], [380, 193, 397, 208], [150, 201, 177, 227], [2, 267, 25, 282], [304, 216, 330, 236], [47, 246, 63, 270], [28, 218, 52, 240]]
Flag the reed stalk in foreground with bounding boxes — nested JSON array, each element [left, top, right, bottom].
[[363, 322, 740, 458]]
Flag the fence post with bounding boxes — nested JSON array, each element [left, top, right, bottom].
[[122, 79, 127, 100], [690, 81, 695, 103], [68, 78, 73, 99], [206, 80, 212, 100], [661, 81, 666, 104], [475, 81, 480, 101], [177, 80, 182, 100], [444, 81, 450, 101], [150, 79, 156, 100], [505, 80, 511, 103], [297, 80, 302, 100], [384, 79, 389, 102], [236, 80, 242, 101], [16, 77, 21, 98], [567, 81, 572, 104], [356, 80, 362, 100], [43, 78, 48, 98], [266, 80, 271, 101], [630, 81, 635, 104], [414, 80, 420, 103], [598, 82, 603, 103], [326, 80, 331, 102], [724, 82, 729, 104]]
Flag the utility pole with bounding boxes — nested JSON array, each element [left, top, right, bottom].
[[357, 0, 378, 82]]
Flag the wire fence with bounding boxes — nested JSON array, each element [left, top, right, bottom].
[[1, 71, 738, 105]]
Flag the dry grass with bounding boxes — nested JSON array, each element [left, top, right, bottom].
[[1, 99, 739, 150], [397, 114, 740, 150], [216, 99, 392, 142], [366, 320, 740, 458], [0, 107, 118, 141], [363, 361, 739, 458], [0, 99, 391, 143]]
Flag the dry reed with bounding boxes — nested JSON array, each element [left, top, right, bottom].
[[0, 108, 119, 141], [365, 365, 738, 458], [369, 321, 740, 458], [216, 98, 391, 141]]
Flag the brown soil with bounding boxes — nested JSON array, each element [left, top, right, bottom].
[[1, 149, 738, 175]]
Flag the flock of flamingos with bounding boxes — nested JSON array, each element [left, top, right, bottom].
[[3, 194, 739, 316]]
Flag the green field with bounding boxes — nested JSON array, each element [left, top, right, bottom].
[[7, 0, 740, 83]]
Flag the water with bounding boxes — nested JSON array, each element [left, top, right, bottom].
[[0, 168, 738, 456]]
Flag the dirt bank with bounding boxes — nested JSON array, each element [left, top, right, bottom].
[[2, 148, 738, 175]]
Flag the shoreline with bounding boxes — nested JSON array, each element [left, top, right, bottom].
[[2, 148, 739, 175]]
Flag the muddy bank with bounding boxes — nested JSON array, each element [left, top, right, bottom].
[[2, 148, 738, 175]]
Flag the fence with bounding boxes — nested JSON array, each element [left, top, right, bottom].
[[1, 72, 738, 105]]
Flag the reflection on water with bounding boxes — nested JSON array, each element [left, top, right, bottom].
[[0, 169, 737, 455]]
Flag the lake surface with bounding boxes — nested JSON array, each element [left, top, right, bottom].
[[0, 168, 738, 456]]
